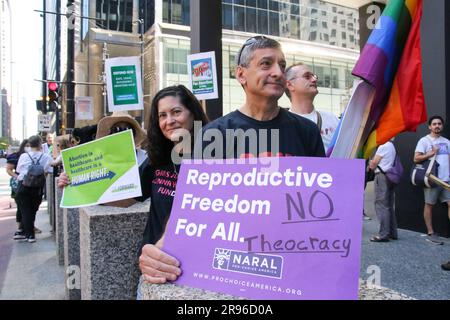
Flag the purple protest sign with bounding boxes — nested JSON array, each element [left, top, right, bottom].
[[163, 157, 365, 300]]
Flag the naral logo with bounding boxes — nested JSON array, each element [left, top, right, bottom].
[[212, 248, 283, 279]]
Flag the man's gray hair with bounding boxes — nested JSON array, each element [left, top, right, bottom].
[[236, 36, 282, 67], [284, 62, 306, 100]]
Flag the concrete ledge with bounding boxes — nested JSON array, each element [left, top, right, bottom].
[[139, 280, 242, 300], [138, 278, 414, 300], [55, 179, 64, 266], [63, 207, 81, 300], [46, 173, 55, 231], [79, 200, 149, 300]]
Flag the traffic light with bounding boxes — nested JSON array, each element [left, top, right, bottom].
[[36, 99, 46, 112], [48, 82, 59, 112]]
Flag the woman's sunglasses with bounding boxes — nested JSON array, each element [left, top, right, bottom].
[[110, 125, 136, 136]]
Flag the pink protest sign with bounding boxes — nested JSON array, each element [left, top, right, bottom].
[[163, 157, 365, 300]]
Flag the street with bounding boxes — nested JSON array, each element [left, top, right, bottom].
[[0, 158, 17, 291]]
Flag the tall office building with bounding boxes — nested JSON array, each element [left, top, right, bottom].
[[145, 0, 360, 116], [0, 0, 12, 139], [69, 0, 361, 127]]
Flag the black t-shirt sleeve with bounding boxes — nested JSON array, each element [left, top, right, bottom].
[[135, 159, 152, 202], [6, 153, 18, 166], [309, 125, 326, 157]]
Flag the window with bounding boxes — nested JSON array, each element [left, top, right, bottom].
[[234, 5, 245, 31], [257, 0, 268, 9], [172, 0, 183, 24], [246, 7, 257, 33], [95, 0, 133, 32], [229, 53, 237, 78], [163, 0, 170, 22], [290, 15, 300, 38], [257, 9, 268, 34], [269, 11, 279, 36], [165, 46, 189, 74], [223, 4, 233, 30], [269, 0, 279, 11], [331, 67, 339, 88], [290, 4, 299, 15], [309, 31, 317, 41]]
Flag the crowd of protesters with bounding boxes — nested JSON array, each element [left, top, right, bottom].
[[9, 35, 449, 280]]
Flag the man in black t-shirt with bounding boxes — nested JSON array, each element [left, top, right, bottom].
[[140, 36, 324, 285], [195, 36, 324, 160]]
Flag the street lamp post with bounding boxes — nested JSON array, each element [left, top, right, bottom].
[[133, 18, 145, 126]]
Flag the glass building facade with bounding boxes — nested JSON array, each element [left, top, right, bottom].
[[156, 0, 360, 116], [163, 0, 359, 50], [95, 0, 134, 32]]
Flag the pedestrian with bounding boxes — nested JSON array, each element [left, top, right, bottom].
[[70, 125, 97, 146], [6, 139, 29, 239], [95, 111, 148, 168], [285, 62, 340, 153], [41, 134, 53, 155], [14, 135, 52, 243], [51, 136, 71, 175], [139, 35, 325, 284], [368, 140, 398, 242], [414, 115, 450, 245]]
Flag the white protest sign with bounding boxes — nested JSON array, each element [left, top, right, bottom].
[[75, 97, 94, 120], [187, 51, 219, 100]]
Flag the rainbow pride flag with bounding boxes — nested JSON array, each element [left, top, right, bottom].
[[352, 0, 426, 158], [328, 0, 426, 159]]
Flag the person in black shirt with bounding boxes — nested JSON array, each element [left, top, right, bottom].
[[141, 36, 324, 285], [6, 139, 29, 238]]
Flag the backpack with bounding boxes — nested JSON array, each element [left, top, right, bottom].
[[22, 153, 46, 188], [377, 144, 404, 185]]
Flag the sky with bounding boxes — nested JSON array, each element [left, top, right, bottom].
[[9, 0, 42, 141]]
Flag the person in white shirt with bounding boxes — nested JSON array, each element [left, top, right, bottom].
[[285, 62, 339, 154], [42, 134, 54, 175], [414, 115, 450, 245], [15, 135, 52, 243], [368, 140, 398, 242]]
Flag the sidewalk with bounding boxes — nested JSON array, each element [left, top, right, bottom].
[[0, 201, 65, 300], [361, 182, 450, 300], [0, 183, 448, 300]]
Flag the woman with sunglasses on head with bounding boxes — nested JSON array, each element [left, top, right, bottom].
[[138, 85, 208, 289]]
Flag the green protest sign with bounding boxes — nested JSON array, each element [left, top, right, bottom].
[[105, 56, 144, 112], [111, 65, 139, 105], [60, 130, 142, 208]]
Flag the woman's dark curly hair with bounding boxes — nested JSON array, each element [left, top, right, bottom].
[[148, 85, 209, 166], [18, 139, 29, 155]]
